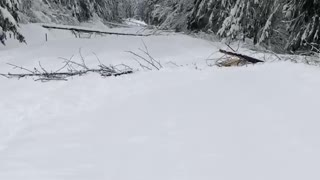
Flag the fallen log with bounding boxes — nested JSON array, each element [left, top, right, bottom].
[[219, 49, 264, 64], [42, 24, 151, 37]]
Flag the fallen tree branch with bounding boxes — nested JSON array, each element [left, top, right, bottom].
[[42, 24, 151, 37], [219, 49, 264, 64], [0, 53, 133, 82], [127, 41, 163, 71]]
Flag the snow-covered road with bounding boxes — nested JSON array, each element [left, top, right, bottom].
[[1, 24, 320, 180]]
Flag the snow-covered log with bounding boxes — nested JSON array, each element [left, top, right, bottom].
[[42, 24, 151, 37]]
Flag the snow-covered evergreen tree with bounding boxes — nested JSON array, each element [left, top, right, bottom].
[[287, 0, 320, 52], [20, 0, 137, 24], [145, 0, 319, 53], [0, 0, 25, 43], [141, 0, 193, 31], [9, 0, 320, 52]]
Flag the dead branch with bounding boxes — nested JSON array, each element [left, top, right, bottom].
[[127, 41, 163, 71], [131, 56, 153, 70], [79, 48, 89, 69], [127, 50, 160, 70], [7, 63, 34, 74], [42, 25, 151, 37], [1, 54, 133, 82], [225, 43, 236, 52], [219, 49, 265, 64], [166, 61, 181, 67]]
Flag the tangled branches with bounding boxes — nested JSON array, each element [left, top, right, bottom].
[[0, 52, 133, 82]]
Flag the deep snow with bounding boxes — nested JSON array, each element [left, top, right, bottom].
[[1, 24, 320, 180]]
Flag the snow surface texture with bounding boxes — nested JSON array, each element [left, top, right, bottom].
[[1, 24, 320, 180]]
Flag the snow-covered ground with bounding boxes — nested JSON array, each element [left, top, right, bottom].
[[1, 24, 320, 180], [124, 18, 148, 27]]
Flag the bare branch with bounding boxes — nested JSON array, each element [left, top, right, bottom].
[[127, 41, 163, 71], [79, 48, 89, 69], [92, 52, 102, 65], [1, 53, 133, 82], [225, 42, 236, 52], [55, 55, 74, 73], [131, 57, 152, 70], [126, 50, 160, 70], [38, 61, 49, 74], [7, 63, 34, 74]]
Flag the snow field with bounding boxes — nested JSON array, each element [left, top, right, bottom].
[[0, 24, 320, 180]]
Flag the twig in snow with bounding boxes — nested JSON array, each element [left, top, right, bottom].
[[6, 63, 34, 74], [79, 48, 89, 69], [127, 41, 163, 71]]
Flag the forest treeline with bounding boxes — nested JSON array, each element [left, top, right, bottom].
[[0, 0, 319, 53], [143, 0, 320, 53]]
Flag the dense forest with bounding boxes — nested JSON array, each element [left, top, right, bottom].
[[143, 0, 320, 53], [0, 0, 319, 53]]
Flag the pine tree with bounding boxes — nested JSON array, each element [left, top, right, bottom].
[[287, 0, 320, 51], [22, 0, 136, 23], [146, 0, 319, 53], [0, 0, 25, 43], [141, 0, 193, 31]]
